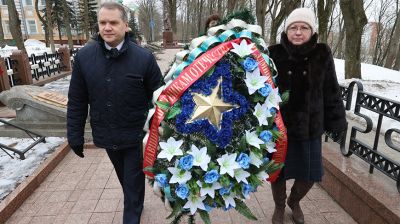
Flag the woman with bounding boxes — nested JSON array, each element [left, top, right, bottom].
[[268, 8, 347, 224]]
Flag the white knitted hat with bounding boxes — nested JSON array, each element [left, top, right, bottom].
[[285, 8, 317, 33]]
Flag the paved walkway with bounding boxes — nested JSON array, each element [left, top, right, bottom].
[[5, 147, 356, 224]]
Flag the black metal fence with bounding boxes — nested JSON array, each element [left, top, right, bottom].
[[28, 52, 64, 81], [327, 80, 400, 192]]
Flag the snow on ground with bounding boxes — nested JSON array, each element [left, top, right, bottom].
[[335, 58, 400, 142], [0, 137, 64, 201]]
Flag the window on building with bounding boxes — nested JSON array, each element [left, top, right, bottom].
[[25, 0, 33, 6], [27, 20, 37, 34], [40, 0, 45, 5], [3, 21, 10, 34], [1, 0, 8, 6]]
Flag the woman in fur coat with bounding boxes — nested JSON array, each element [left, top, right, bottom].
[[267, 8, 347, 224]]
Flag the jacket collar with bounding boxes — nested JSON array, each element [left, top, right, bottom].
[[97, 33, 130, 58], [280, 32, 318, 59]]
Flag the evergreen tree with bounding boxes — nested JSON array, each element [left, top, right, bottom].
[[129, 13, 141, 40], [78, 0, 98, 40]]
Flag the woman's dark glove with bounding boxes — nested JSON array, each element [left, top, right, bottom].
[[326, 130, 346, 144], [70, 144, 84, 158]]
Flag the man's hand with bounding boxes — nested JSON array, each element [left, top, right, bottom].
[[70, 145, 84, 158]]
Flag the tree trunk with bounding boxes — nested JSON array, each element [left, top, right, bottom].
[[256, 0, 268, 38], [197, 0, 204, 36], [62, 0, 74, 49], [7, 0, 26, 53], [393, 43, 400, 70], [83, 0, 90, 41], [46, 0, 55, 52], [167, 0, 177, 33], [317, 0, 335, 43], [227, 0, 236, 15], [384, 11, 400, 68], [35, 0, 49, 46], [217, 0, 223, 16], [340, 0, 367, 79], [0, 9, 5, 48]]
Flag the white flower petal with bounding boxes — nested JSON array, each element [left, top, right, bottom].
[[250, 151, 263, 168], [217, 153, 241, 177]]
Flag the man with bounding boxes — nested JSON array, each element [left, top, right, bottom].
[[67, 2, 163, 224]]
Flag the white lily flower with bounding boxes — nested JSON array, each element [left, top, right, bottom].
[[157, 137, 183, 161], [217, 153, 241, 177], [168, 167, 192, 184], [253, 103, 271, 126], [257, 170, 269, 181], [266, 87, 282, 109], [230, 39, 255, 58], [188, 145, 210, 171], [265, 141, 277, 153], [245, 67, 267, 95], [234, 169, 250, 184], [222, 194, 236, 209], [183, 195, 206, 215], [196, 180, 222, 198], [249, 151, 263, 168], [245, 130, 264, 149]]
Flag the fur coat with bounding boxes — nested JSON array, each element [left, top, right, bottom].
[[268, 33, 347, 140]]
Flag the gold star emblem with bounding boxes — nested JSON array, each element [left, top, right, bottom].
[[188, 78, 238, 129]]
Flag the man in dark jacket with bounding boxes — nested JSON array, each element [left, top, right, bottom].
[[67, 2, 163, 224]]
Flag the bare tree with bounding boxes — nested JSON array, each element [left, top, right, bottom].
[[45, 0, 56, 52], [35, 0, 49, 46], [269, 0, 300, 45], [394, 43, 400, 69], [167, 0, 177, 33], [340, 0, 367, 79], [7, 0, 26, 53], [83, 0, 90, 41], [197, 0, 204, 36], [384, 3, 400, 68], [227, 0, 236, 15], [62, 0, 74, 49], [317, 0, 335, 43], [256, 0, 269, 38]]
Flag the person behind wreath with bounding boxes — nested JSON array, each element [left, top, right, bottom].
[[267, 8, 347, 224], [67, 2, 163, 224]]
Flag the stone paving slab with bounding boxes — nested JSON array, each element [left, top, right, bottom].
[[5, 147, 356, 224]]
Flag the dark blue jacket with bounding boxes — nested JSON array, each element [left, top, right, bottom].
[[67, 35, 163, 150]]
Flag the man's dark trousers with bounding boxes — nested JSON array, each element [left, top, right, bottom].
[[106, 145, 145, 224]]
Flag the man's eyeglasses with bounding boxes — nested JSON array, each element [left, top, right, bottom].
[[288, 26, 311, 33]]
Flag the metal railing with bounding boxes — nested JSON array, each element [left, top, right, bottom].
[[0, 119, 46, 160], [28, 52, 63, 81], [327, 80, 400, 192]]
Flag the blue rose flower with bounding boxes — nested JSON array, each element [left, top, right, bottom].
[[204, 170, 220, 184], [179, 154, 194, 171], [263, 157, 270, 164], [175, 184, 190, 199], [219, 183, 233, 195], [242, 183, 255, 197], [258, 83, 272, 97], [155, 174, 168, 188], [236, 153, 250, 169], [260, 130, 273, 143], [242, 57, 258, 72], [270, 107, 277, 115]]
